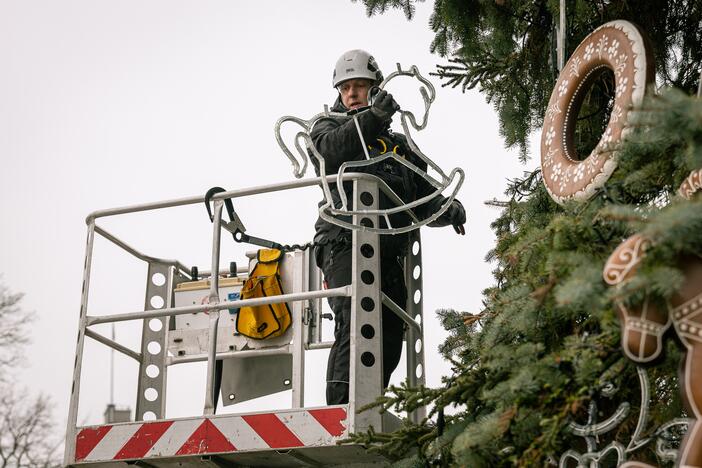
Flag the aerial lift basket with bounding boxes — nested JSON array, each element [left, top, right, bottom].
[[64, 175, 427, 467]]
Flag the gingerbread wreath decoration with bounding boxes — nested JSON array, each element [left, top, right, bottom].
[[604, 170, 702, 468], [541, 20, 654, 204]]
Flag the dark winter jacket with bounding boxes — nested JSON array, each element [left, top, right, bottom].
[[310, 96, 455, 255]]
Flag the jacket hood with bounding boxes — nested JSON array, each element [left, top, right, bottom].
[[331, 94, 347, 113]]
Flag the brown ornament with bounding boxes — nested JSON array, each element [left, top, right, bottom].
[[603, 234, 670, 363], [604, 236, 702, 467], [541, 21, 654, 204], [679, 168, 702, 200], [672, 257, 702, 468]]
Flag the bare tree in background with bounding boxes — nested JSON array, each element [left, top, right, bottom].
[[0, 389, 61, 468], [0, 284, 31, 377], [0, 282, 61, 467]]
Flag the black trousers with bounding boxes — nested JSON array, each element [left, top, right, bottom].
[[316, 241, 407, 405]]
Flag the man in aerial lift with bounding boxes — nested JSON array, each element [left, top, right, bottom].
[[311, 49, 466, 405]]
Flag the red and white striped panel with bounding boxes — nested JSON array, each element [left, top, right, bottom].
[[74, 407, 347, 463]]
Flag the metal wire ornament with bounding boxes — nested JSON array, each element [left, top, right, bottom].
[[274, 63, 465, 235], [558, 367, 691, 467]]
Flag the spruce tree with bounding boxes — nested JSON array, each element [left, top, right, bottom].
[[357, 0, 701, 160], [349, 0, 702, 466]]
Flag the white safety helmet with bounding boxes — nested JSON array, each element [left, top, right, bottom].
[[332, 49, 383, 88]]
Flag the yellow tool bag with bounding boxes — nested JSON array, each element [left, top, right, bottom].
[[236, 248, 292, 340]]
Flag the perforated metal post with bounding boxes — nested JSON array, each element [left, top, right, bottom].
[[349, 178, 383, 433], [405, 230, 427, 423], [135, 262, 173, 421]]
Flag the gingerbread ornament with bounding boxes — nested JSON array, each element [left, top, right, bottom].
[[679, 168, 702, 200], [603, 170, 702, 467], [603, 234, 671, 363], [541, 21, 654, 204]]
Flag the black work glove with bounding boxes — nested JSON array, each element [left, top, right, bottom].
[[447, 200, 466, 235], [370, 89, 400, 121]]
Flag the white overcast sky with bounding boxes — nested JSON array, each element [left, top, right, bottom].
[[0, 1, 536, 430]]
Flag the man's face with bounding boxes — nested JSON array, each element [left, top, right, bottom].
[[338, 78, 372, 110]]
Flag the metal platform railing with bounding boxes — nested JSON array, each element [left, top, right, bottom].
[[64, 173, 427, 466]]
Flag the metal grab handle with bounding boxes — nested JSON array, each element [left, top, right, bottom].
[[203, 200, 224, 415]]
